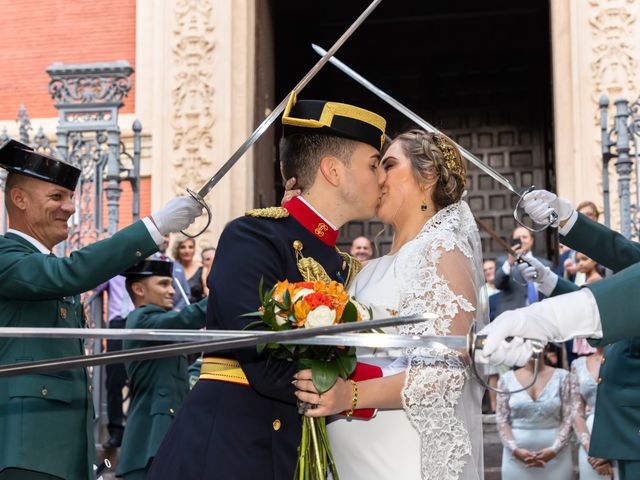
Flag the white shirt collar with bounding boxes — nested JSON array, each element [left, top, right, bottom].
[[7, 229, 53, 255], [297, 197, 338, 231]]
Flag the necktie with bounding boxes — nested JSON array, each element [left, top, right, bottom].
[[527, 281, 539, 305]]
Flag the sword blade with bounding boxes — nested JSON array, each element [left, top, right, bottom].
[[0, 326, 469, 349], [194, 0, 384, 199], [0, 313, 427, 377], [311, 43, 526, 198]]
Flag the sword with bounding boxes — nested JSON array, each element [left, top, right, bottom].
[[0, 314, 424, 377], [311, 43, 558, 233], [0, 320, 544, 394], [180, 0, 384, 238]]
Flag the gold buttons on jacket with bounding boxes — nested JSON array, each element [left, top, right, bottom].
[[88, 384, 93, 393], [272, 419, 282, 431], [597, 377, 603, 384], [169, 408, 175, 414], [41, 388, 48, 396], [135, 250, 142, 257]]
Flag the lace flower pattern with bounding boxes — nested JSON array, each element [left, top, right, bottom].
[[395, 201, 483, 480]]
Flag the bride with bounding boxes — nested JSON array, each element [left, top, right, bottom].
[[293, 129, 486, 480]]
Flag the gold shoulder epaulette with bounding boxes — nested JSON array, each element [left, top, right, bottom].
[[245, 207, 290, 219]]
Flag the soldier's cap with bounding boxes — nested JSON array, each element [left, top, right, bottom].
[[0, 139, 80, 191], [123, 259, 174, 279], [281, 92, 386, 151]]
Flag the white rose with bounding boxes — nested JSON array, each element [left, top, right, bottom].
[[293, 288, 314, 303], [304, 305, 336, 328]]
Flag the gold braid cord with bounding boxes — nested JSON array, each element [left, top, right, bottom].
[[337, 250, 362, 289], [293, 240, 331, 283], [245, 207, 290, 219]]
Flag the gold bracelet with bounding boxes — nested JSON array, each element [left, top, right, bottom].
[[346, 379, 358, 416]]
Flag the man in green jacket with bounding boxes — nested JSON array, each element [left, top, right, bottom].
[[0, 139, 203, 480], [115, 259, 207, 479], [480, 189, 640, 480]]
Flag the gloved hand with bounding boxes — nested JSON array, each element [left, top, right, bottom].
[[478, 289, 602, 367], [521, 190, 573, 228], [517, 257, 558, 296], [151, 196, 203, 235]]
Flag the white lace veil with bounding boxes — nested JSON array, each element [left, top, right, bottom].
[[393, 199, 487, 480]]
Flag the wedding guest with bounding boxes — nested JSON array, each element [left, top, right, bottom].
[[349, 235, 373, 263], [571, 347, 616, 479], [172, 235, 204, 303], [496, 348, 573, 480], [572, 252, 603, 358], [152, 233, 190, 309], [200, 246, 216, 297]]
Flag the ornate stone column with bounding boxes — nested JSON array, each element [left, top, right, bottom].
[[551, 0, 639, 230], [136, 0, 256, 245]]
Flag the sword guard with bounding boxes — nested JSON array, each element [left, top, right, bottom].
[[468, 322, 545, 395], [180, 188, 212, 238], [513, 185, 558, 233]]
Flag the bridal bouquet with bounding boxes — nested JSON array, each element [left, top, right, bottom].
[[246, 278, 371, 480]]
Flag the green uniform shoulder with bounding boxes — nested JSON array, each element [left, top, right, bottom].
[[245, 206, 289, 219]]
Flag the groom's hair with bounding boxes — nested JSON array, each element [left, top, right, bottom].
[[279, 133, 358, 191]]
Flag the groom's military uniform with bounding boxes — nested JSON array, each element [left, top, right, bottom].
[[0, 140, 160, 479], [546, 213, 640, 478], [149, 97, 385, 479]]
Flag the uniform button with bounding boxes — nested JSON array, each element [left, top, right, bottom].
[[135, 250, 142, 257], [597, 377, 603, 384], [272, 419, 281, 431], [601, 357, 606, 365], [41, 388, 48, 396], [169, 408, 175, 414], [88, 384, 93, 393]]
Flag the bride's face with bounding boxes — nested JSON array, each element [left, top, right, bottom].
[[376, 141, 425, 224]]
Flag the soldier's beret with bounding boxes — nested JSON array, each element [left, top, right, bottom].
[[0, 139, 80, 191], [124, 259, 174, 279], [282, 92, 386, 150]]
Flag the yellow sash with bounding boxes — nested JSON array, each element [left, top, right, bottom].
[[199, 357, 249, 386]]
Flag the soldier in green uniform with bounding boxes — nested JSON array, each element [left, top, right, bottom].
[[0, 139, 203, 480], [114, 259, 206, 479], [480, 189, 640, 480]]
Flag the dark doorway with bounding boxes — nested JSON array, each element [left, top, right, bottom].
[[267, 0, 554, 260]]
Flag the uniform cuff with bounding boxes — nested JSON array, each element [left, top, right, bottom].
[[142, 217, 164, 246], [558, 210, 578, 236]]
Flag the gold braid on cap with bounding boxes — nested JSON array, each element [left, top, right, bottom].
[[434, 135, 465, 186]]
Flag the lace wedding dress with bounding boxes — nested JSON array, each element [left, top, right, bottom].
[[327, 201, 486, 480]]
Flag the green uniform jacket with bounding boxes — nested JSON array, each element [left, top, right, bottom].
[[0, 222, 158, 479], [553, 213, 640, 460], [115, 298, 207, 476]]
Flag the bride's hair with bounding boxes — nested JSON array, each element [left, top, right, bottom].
[[393, 129, 466, 209]]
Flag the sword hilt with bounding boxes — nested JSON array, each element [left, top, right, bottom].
[[468, 323, 545, 395], [180, 188, 212, 239], [513, 185, 558, 233]]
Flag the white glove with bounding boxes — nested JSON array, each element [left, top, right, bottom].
[[517, 257, 558, 296], [151, 196, 203, 235], [521, 189, 573, 228], [478, 289, 602, 367]]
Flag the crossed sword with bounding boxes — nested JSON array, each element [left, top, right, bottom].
[[0, 1, 547, 393]]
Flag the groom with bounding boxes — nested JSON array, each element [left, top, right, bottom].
[[148, 93, 386, 479]]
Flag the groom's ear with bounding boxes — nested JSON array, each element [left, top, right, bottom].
[[318, 155, 342, 187]]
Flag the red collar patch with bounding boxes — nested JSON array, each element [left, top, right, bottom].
[[284, 197, 338, 247]]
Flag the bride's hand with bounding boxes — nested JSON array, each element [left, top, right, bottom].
[[293, 369, 352, 417], [281, 177, 301, 206]]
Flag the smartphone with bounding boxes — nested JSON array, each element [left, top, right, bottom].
[[511, 239, 522, 250]]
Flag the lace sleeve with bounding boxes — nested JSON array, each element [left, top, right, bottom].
[[398, 244, 478, 479], [570, 362, 590, 451], [552, 371, 574, 452], [495, 376, 518, 453]]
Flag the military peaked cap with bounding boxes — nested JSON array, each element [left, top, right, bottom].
[[282, 92, 386, 150], [123, 259, 174, 279], [0, 139, 80, 191]]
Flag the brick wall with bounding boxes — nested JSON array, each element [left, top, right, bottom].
[[0, 0, 136, 119]]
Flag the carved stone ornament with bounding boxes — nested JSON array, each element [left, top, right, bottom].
[[171, 0, 216, 203]]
